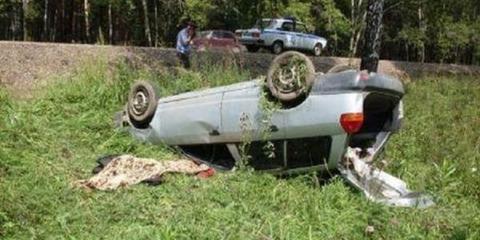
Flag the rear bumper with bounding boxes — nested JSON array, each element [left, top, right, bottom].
[[239, 38, 265, 45]]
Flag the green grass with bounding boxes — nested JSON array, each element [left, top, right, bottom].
[[0, 60, 479, 239]]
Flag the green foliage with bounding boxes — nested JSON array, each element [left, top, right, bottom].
[[2, 0, 480, 65], [258, 88, 281, 159], [184, 0, 216, 28], [312, 0, 351, 55], [281, 1, 313, 27], [386, 77, 480, 198], [435, 17, 472, 63], [397, 27, 426, 50], [1, 61, 480, 239]]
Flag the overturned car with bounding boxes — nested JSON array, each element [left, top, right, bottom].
[[120, 51, 433, 208]]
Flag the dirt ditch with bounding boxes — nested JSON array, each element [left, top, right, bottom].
[[1, 41, 479, 98]]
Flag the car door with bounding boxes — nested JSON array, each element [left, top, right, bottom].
[[210, 31, 223, 48], [294, 23, 311, 50], [220, 81, 286, 142], [280, 21, 296, 48], [213, 31, 235, 49], [153, 89, 223, 145], [221, 31, 237, 48]]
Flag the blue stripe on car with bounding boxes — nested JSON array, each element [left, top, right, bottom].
[[263, 30, 320, 39]]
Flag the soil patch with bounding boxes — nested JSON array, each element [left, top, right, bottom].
[[1, 41, 479, 98]]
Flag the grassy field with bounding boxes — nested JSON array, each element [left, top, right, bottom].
[[0, 60, 479, 239]]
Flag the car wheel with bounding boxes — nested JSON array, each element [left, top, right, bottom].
[[246, 45, 259, 52], [127, 80, 160, 128], [267, 51, 315, 102], [313, 44, 322, 56], [272, 41, 283, 54], [327, 64, 356, 73]]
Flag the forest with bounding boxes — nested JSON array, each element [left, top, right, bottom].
[[0, 0, 479, 65]]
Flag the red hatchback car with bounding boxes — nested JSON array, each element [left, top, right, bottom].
[[192, 30, 244, 53]]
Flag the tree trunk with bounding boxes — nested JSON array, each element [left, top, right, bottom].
[[22, 0, 29, 41], [360, 0, 384, 72], [405, 43, 409, 62], [10, 9, 16, 40], [154, 0, 158, 47], [141, 0, 152, 46], [417, 3, 426, 62], [352, 11, 367, 57], [72, 1, 76, 42], [108, 2, 113, 44], [349, 0, 366, 57], [53, 8, 57, 41], [61, 0, 65, 41], [349, 0, 355, 55], [44, 0, 48, 41], [84, 0, 90, 43]]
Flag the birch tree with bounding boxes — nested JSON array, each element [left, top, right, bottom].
[[360, 0, 384, 72], [22, 0, 29, 41], [84, 0, 90, 42], [141, 0, 152, 46], [154, 0, 158, 47], [417, 2, 426, 62], [108, 1, 113, 44], [349, 0, 366, 57], [43, 0, 48, 41]]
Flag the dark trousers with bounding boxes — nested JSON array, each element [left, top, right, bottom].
[[177, 52, 191, 69]]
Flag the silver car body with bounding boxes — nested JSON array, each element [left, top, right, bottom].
[[236, 18, 327, 52], [129, 71, 402, 171], [125, 70, 434, 208]]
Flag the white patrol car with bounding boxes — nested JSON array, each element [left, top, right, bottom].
[[235, 17, 327, 56]]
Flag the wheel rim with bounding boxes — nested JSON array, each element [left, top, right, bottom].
[[272, 56, 307, 95], [131, 88, 149, 116]]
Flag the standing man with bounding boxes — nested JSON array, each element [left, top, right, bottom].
[[176, 21, 196, 68]]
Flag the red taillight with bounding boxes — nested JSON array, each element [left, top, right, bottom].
[[340, 113, 364, 134], [252, 32, 260, 38]]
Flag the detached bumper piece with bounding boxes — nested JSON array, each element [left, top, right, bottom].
[[339, 147, 434, 208]]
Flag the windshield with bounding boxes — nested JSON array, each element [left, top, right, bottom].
[[198, 31, 211, 38], [253, 19, 276, 29]]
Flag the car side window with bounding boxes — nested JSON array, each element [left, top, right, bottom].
[[212, 31, 222, 38], [281, 22, 294, 32], [296, 24, 308, 34], [222, 32, 235, 39]]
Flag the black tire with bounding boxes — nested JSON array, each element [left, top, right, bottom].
[[267, 51, 315, 102], [271, 41, 284, 54], [246, 45, 260, 53], [127, 80, 160, 128], [313, 44, 322, 56], [327, 64, 356, 73]]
